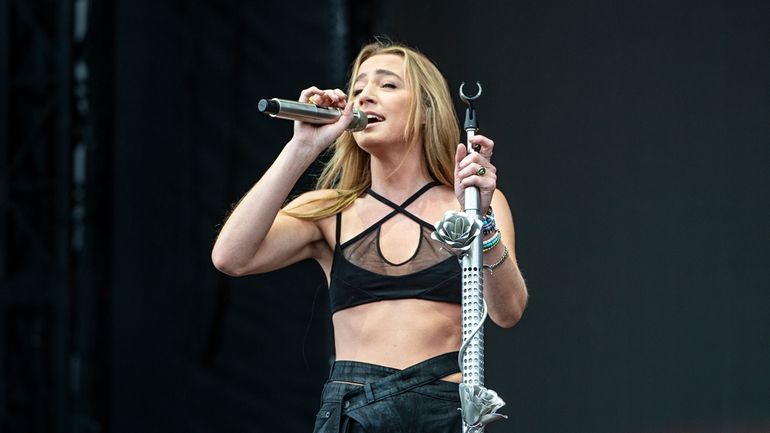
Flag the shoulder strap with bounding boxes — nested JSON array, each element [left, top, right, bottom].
[[368, 181, 441, 208], [335, 212, 342, 245], [404, 181, 441, 206]]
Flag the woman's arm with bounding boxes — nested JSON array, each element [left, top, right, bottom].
[[454, 135, 529, 327], [211, 87, 351, 276], [211, 143, 331, 276], [479, 191, 528, 328]]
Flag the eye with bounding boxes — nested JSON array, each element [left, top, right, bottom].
[[352, 89, 363, 96], [382, 83, 397, 89]]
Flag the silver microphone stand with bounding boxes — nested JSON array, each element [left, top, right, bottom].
[[459, 82, 485, 394], [433, 83, 506, 433]]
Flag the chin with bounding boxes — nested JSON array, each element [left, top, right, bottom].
[[354, 138, 380, 154]]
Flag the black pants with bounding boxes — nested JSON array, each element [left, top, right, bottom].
[[312, 352, 462, 433]]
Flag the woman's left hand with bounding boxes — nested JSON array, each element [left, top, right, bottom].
[[454, 134, 497, 214]]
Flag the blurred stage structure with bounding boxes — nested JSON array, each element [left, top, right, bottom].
[[1, 0, 105, 431]]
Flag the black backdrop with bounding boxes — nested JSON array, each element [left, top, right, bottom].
[[106, 1, 769, 433], [110, 2, 343, 432]]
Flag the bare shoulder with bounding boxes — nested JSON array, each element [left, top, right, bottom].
[[432, 184, 460, 205], [420, 185, 461, 221], [491, 189, 515, 219], [491, 188, 511, 209]]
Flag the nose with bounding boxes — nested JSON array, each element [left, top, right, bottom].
[[355, 83, 376, 107]]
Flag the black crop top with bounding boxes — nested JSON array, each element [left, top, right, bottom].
[[328, 182, 462, 313]]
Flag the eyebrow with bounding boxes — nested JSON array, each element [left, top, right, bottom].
[[354, 69, 402, 83]]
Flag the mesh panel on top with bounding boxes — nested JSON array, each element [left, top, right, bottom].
[[341, 224, 454, 277]]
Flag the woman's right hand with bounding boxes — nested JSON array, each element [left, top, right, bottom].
[[291, 86, 355, 154]]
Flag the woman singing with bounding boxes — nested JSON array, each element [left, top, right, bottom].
[[212, 40, 528, 433]]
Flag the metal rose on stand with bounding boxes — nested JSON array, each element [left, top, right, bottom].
[[431, 211, 482, 255], [459, 384, 508, 431]]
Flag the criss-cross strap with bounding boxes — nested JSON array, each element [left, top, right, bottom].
[[339, 182, 441, 248], [335, 213, 342, 246], [366, 181, 440, 228]]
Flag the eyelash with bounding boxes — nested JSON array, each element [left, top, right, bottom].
[[352, 83, 397, 96]]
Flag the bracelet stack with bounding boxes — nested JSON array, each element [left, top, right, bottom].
[[478, 205, 509, 271], [481, 206, 501, 252], [481, 206, 496, 236]]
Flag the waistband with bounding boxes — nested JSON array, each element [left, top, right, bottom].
[[328, 351, 460, 385]]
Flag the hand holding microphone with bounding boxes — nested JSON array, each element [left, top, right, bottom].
[[258, 87, 367, 132]]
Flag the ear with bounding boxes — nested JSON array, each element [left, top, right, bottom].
[[421, 107, 431, 126]]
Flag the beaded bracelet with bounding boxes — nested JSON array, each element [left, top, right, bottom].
[[481, 206, 497, 236], [482, 229, 501, 252]]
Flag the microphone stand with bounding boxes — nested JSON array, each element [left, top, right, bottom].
[[433, 83, 506, 432], [459, 82, 485, 395]]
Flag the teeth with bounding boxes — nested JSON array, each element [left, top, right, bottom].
[[366, 114, 384, 122]]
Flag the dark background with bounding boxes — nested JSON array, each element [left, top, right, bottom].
[[2, 1, 769, 433]]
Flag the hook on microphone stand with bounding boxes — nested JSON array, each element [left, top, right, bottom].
[[459, 81, 483, 104], [459, 82, 483, 149]]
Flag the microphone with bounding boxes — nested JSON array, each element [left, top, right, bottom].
[[258, 98, 367, 132]]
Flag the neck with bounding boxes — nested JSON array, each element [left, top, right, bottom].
[[369, 140, 433, 200]]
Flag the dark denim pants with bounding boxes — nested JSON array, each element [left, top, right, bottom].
[[312, 352, 462, 433]]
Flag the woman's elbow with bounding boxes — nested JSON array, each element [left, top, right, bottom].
[[494, 310, 524, 329], [492, 297, 528, 329], [211, 249, 249, 277]]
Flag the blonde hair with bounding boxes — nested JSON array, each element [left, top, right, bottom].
[[285, 40, 459, 220]]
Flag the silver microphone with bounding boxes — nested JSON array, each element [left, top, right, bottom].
[[258, 98, 367, 132]]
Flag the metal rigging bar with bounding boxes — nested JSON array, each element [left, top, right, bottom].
[[1, 0, 76, 431]]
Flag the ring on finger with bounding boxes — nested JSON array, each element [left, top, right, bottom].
[[476, 166, 487, 176]]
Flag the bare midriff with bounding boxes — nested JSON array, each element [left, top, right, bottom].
[[332, 298, 463, 383]]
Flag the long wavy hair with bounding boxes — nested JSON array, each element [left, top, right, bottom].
[[285, 40, 459, 220]]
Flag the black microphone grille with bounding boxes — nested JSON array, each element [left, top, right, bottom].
[[257, 98, 280, 114]]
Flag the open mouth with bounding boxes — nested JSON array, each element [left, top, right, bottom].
[[366, 114, 384, 124]]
